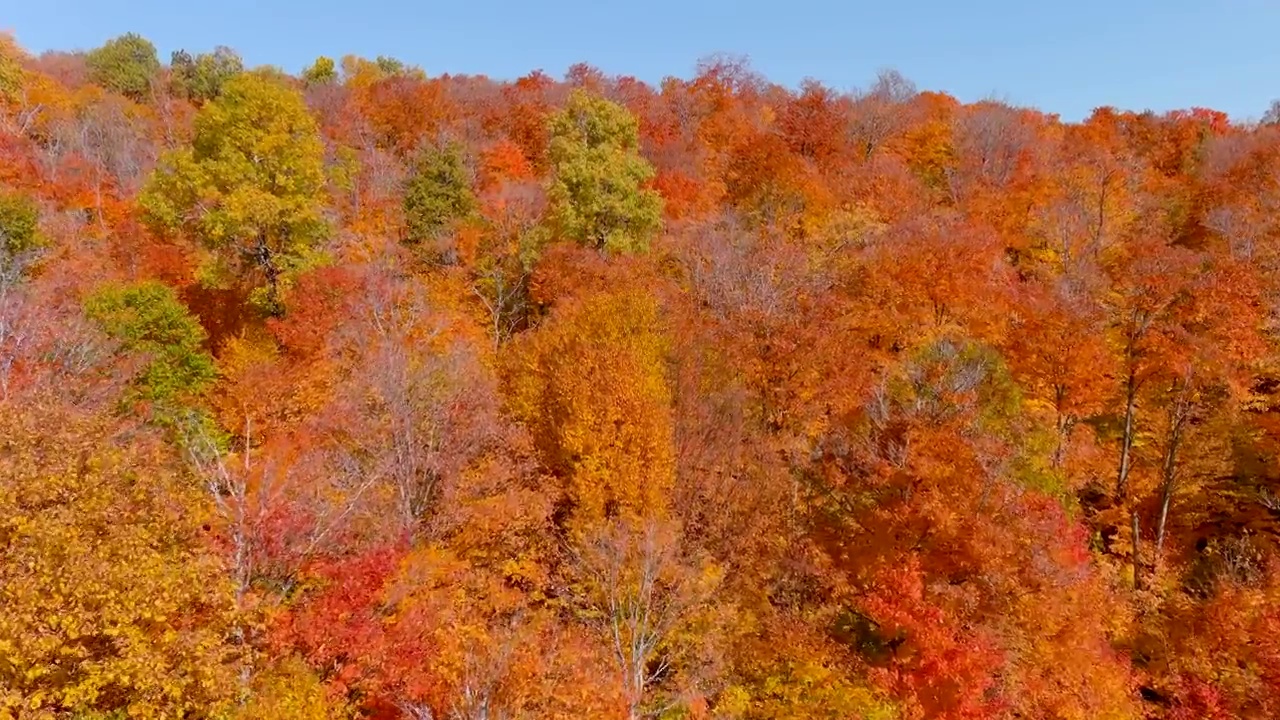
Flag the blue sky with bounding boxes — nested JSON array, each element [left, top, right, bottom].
[[4, 0, 1277, 121]]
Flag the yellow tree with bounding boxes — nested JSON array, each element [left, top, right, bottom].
[[503, 286, 674, 534], [0, 33, 24, 106], [0, 401, 240, 717]]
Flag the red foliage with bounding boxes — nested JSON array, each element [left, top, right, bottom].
[[9, 32, 1280, 720]]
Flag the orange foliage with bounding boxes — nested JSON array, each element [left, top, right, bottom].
[[8, 29, 1280, 720]]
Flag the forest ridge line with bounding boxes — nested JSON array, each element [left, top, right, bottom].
[[2, 31, 1280, 720]]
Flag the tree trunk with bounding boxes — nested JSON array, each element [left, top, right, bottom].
[[1155, 483, 1173, 570], [1052, 383, 1075, 471], [1116, 368, 1138, 499], [254, 234, 283, 316], [1091, 170, 1110, 260], [1131, 510, 1143, 591], [1155, 385, 1190, 562]]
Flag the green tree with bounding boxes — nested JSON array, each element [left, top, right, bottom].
[[0, 34, 24, 103], [375, 55, 406, 75], [0, 189, 43, 284], [301, 55, 337, 85], [403, 141, 476, 246], [0, 189, 41, 258], [140, 71, 328, 315], [85, 32, 160, 101], [84, 280, 217, 413], [170, 46, 244, 104], [546, 89, 663, 253]]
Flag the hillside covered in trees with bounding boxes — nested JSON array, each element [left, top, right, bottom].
[[4, 31, 1280, 719]]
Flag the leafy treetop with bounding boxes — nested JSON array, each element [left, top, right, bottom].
[[140, 71, 328, 315], [547, 89, 664, 254], [86, 32, 161, 101]]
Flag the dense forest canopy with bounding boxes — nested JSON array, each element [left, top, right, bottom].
[[3, 30, 1280, 719]]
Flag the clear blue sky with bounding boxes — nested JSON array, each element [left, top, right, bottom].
[[5, 0, 1278, 122]]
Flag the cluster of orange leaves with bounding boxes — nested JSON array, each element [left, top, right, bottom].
[[4, 32, 1280, 720]]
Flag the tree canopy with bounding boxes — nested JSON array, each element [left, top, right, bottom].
[[4, 28, 1280, 720], [547, 89, 664, 253], [141, 71, 327, 315], [85, 32, 161, 100]]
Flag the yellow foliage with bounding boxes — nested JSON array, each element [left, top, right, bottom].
[[211, 328, 286, 435], [0, 33, 25, 104], [0, 402, 241, 717], [902, 116, 957, 193], [503, 288, 675, 533], [235, 656, 349, 720], [723, 651, 898, 720]]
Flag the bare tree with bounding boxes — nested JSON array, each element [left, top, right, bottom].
[[34, 95, 155, 214], [448, 614, 529, 720], [575, 520, 715, 720], [0, 226, 37, 398], [471, 181, 544, 349], [323, 258, 506, 538], [848, 69, 916, 160], [1262, 98, 1280, 126], [181, 414, 380, 602], [0, 223, 125, 407], [947, 101, 1036, 202], [679, 214, 830, 326]]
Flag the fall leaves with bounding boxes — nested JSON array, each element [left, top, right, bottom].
[[6, 27, 1280, 720], [141, 71, 329, 315], [0, 406, 240, 717]]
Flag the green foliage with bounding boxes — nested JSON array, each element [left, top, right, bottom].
[[170, 46, 244, 104], [302, 56, 337, 85], [547, 89, 664, 253], [891, 336, 1074, 500], [403, 142, 476, 245], [372, 54, 426, 79], [84, 280, 217, 410], [328, 145, 360, 196], [0, 188, 41, 258], [375, 55, 406, 75], [140, 71, 328, 315], [85, 32, 160, 101], [0, 35, 24, 103]]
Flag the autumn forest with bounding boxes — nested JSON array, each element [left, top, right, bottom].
[[2, 30, 1280, 719]]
